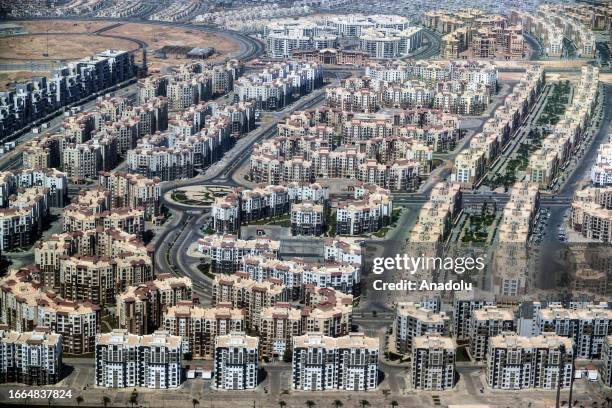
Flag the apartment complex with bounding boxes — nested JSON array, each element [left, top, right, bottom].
[[411, 335, 456, 390], [210, 182, 329, 234], [527, 67, 599, 189], [117, 275, 193, 335], [162, 302, 245, 359], [292, 332, 379, 391], [0, 49, 134, 140], [0, 327, 62, 385], [95, 329, 183, 389], [214, 332, 259, 390], [423, 9, 525, 60], [487, 333, 574, 390], [234, 61, 323, 111], [197, 235, 280, 273], [395, 302, 450, 355], [0, 268, 100, 354]]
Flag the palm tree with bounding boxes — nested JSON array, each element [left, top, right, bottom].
[[306, 401, 316, 408], [390, 402, 398, 408], [129, 389, 138, 408], [605, 397, 611, 408], [76, 395, 84, 407], [47, 396, 54, 408], [360, 401, 370, 408], [192, 398, 199, 408], [333, 401, 343, 408], [279, 402, 286, 408], [102, 395, 111, 408]]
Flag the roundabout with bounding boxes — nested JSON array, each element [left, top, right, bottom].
[[166, 184, 234, 208]]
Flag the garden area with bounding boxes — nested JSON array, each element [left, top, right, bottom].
[[460, 213, 497, 243], [537, 81, 571, 126]]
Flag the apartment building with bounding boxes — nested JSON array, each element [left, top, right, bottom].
[[292, 332, 379, 391], [197, 235, 280, 273], [469, 306, 516, 362], [98, 171, 161, 221], [212, 272, 287, 331], [117, 275, 192, 335], [234, 61, 323, 111], [336, 184, 393, 235], [259, 304, 303, 360], [242, 255, 360, 296], [453, 295, 496, 341], [0, 327, 62, 385], [536, 306, 612, 359], [0, 269, 100, 354], [0, 49, 134, 140], [162, 302, 245, 359], [487, 332, 573, 390], [59, 253, 153, 306], [451, 148, 485, 188], [395, 302, 450, 355], [601, 336, 612, 388], [290, 201, 325, 236], [412, 335, 456, 390], [0, 186, 50, 251], [95, 329, 183, 389], [214, 332, 259, 390]]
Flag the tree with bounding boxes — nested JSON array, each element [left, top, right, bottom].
[[306, 401, 316, 408], [192, 398, 199, 408], [47, 396, 54, 408], [129, 389, 138, 407], [76, 396, 84, 407], [282, 348, 292, 363], [334, 401, 343, 408], [390, 402, 399, 408], [360, 401, 370, 408], [279, 402, 286, 408], [102, 396, 111, 408]]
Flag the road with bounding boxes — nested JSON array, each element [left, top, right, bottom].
[[155, 90, 328, 300]]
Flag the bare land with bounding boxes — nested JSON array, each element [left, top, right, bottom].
[[0, 20, 241, 89], [0, 34, 139, 62]]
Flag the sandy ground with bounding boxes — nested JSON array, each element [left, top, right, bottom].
[[0, 20, 241, 87], [104, 22, 240, 69], [16, 20, 110, 33], [0, 33, 139, 62]]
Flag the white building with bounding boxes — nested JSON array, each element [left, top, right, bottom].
[[412, 335, 456, 390], [0, 327, 62, 385], [95, 329, 183, 389], [214, 332, 259, 390], [487, 332, 574, 390], [292, 332, 379, 391], [395, 302, 450, 355]]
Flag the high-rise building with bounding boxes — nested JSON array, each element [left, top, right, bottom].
[[292, 332, 379, 391], [214, 332, 259, 390], [0, 327, 62, 385], [411, 335, 456, 390], [95, 329, 183, 389]]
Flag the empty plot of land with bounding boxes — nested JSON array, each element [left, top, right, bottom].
[[0, 33, 140, 62], [17, 20, 111, 34], [104, 22, 240, 68]]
